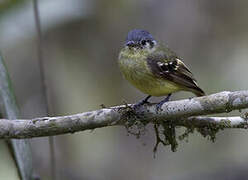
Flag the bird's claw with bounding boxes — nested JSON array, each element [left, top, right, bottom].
[[133, 100, 148, 110], [132, 95, 151, 110], [132, 103, 141, 110], [155, 94, 172, 112], [156, 102, 163, 112]]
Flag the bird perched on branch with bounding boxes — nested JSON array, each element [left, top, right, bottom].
[[118, 29, 205, 110]]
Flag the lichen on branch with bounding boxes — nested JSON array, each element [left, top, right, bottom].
[[0, 91, 248, 152]]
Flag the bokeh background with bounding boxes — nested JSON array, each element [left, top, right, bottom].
[[1, 0, 248, 179]]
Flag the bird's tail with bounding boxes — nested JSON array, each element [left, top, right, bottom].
[[192, 86, 206, 97]]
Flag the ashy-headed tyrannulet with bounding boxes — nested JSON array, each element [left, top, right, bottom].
[[118, 29, 205, 110]]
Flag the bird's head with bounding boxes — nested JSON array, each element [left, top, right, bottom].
[[125, 29, 157, 50]]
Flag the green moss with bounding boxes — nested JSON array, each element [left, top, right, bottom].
[[178, 126, 195, 142], [117, 104, 149, 139], [118, 104, 230, 154], [195, 120, 229, 142], [219, 119, 232, 128], [241, 112, 248, 119], [196, 126, 218, 142], [152, 121, 178, 155]]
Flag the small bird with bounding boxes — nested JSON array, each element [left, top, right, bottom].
[[118, 29, 205, 110]]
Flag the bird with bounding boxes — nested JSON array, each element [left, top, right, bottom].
[[118, 29, 205, 110]]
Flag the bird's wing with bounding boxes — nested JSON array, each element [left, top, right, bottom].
[[147, 53, 205, 96]]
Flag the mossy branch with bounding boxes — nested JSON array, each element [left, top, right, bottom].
[[0, 90, 247, 140]]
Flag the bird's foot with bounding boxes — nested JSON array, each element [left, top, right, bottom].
[[133, 95, 151, 110], [188, 96, 194, 100], [156, 102, 164, 112], [156, 94, 172, 112]]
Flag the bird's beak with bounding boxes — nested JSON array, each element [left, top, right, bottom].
[[125, 41, 136, 47]]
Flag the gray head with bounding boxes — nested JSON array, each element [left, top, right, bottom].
[[125, 29, 157, 49]]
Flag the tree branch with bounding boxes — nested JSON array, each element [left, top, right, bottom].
[[183, 116, 248, 128], [0, 90, 248, 139]]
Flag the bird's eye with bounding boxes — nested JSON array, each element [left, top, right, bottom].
[[141, 40, 147, 46], [149, 40, 154, 46]]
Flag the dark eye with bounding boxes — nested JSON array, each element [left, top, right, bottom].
[[141, 40, 147, 46], [149, 40, 154, 46]]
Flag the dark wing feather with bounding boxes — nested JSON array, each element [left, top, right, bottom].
[[147, 54, 205, 96]]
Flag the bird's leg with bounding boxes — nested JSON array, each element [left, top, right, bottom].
[[133, 95, 151, 109], [156, 94, 172, 111]]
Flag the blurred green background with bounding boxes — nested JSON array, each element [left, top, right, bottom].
[[1, 0, 248, 179]]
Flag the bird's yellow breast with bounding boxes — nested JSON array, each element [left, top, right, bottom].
[[118, 48, 181, 96]]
